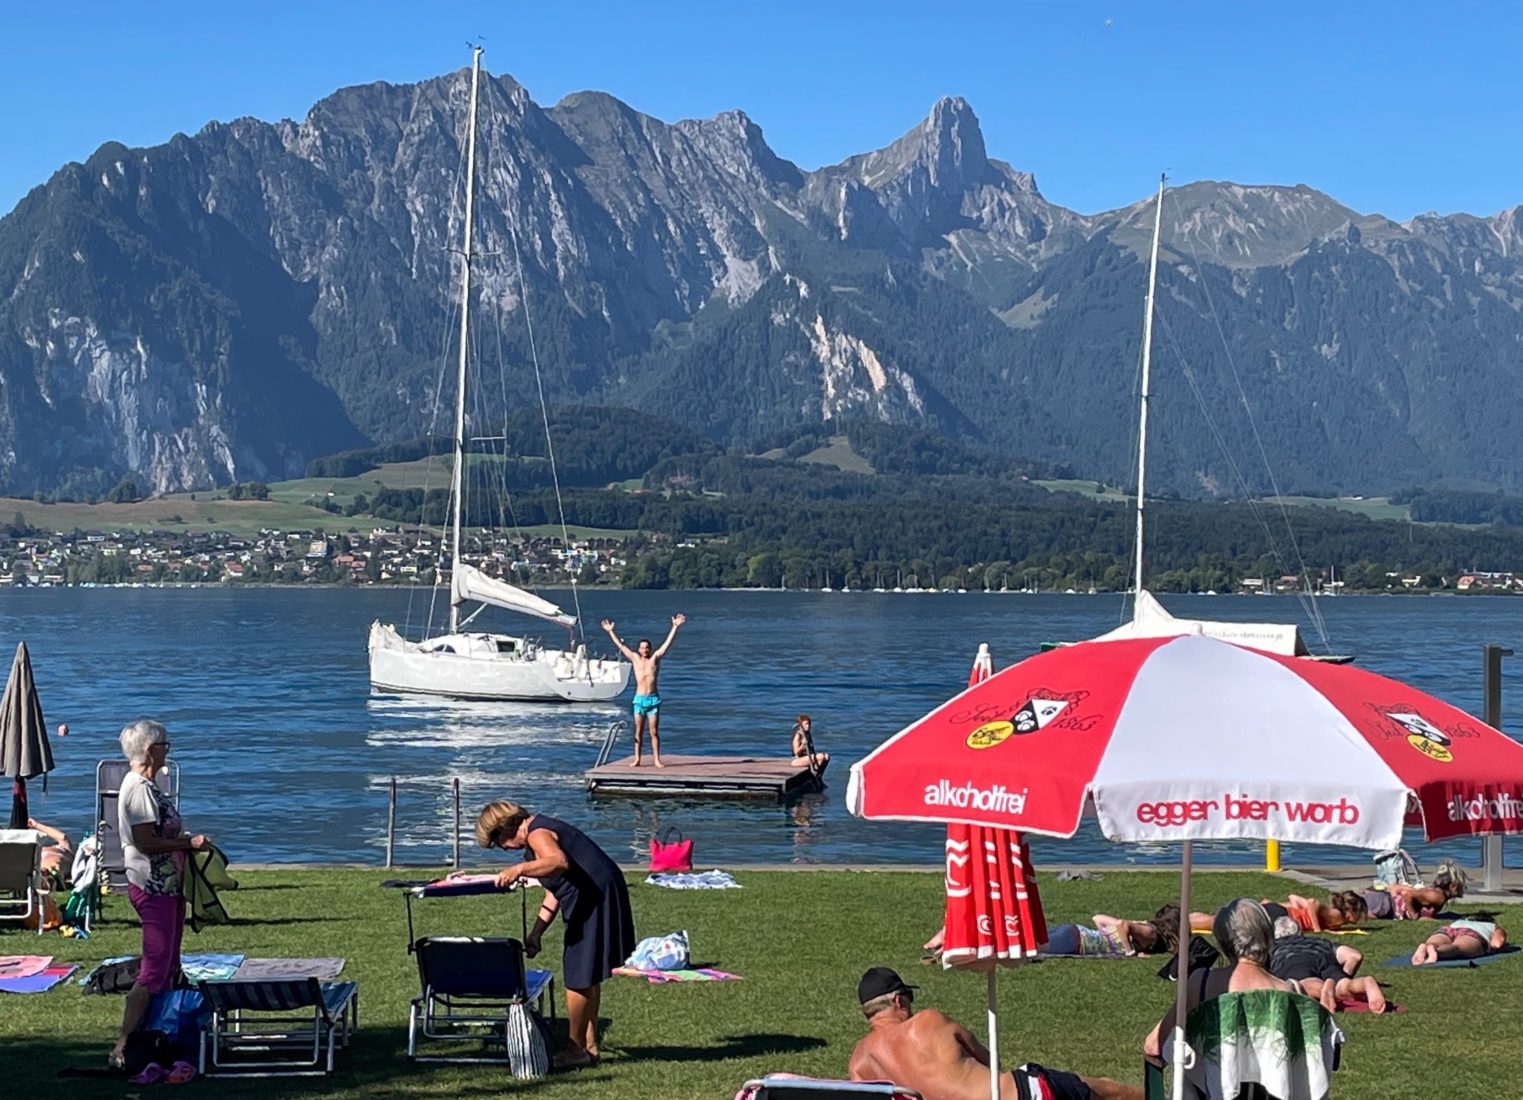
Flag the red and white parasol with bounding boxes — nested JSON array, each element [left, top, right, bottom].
[[850, 631, 1523, 1100], [850, 633, 1523, 849]]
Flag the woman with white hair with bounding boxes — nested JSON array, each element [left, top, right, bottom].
[[108, 719, 209, 1071], [1144, 898, 1311, 1060]]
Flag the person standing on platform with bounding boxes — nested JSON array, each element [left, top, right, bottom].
[[600, 614, 685, 768], [477, 800, 635, 1070]]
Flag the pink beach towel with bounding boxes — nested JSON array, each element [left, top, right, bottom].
[[0, 956, 52, 981]]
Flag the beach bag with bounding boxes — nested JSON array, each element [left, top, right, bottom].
[[504, 1001, 550, 1079], [1373, 848, 1422, 887], [1157, 935, 1221, 982], [648, 827, 694, 873], [84, 957, 143, 995], [626, 930, 690, 971], [144, 988, 210, 1056]]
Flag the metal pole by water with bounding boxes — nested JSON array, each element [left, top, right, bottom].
[[453, 777, 462, 869], [385, 776, 397, 869], [1483, 644, 1513, 892], [446, 46, 482, 635]]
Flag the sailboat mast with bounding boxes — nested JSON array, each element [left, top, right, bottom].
[[448, 47, 483, 634], [1133, 174, 1166, 598]]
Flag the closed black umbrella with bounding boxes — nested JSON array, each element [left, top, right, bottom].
[[0, 641, 52, 829]]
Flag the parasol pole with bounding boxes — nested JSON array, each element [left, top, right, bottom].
[[1170, 840, 1194, 1100], [987, 968, 1000, 1100]]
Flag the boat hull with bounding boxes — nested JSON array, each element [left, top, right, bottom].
[[367, 621, 629, 703]]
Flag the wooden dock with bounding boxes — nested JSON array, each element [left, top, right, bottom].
[[583, 754, 826, 800]]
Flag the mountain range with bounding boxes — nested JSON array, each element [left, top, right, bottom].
[[2, 65, 1520, 497]]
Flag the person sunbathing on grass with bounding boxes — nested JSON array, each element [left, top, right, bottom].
[[1090, 904, 1182, 957], [922, 909, 1174, 962], [849, 967, 1143, 1100], [1261, 890, 1367, 932], [1377, 861, 1468, 920], [1411, 915, 1508, 965], [1269, 917, 1389, 1013]]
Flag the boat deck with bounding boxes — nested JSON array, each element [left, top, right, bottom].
[[583, 754, 825, 800]]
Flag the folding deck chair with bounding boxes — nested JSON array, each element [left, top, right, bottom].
[[407, 936, 555, 1063], [95, 759, 179, 891], [196, 977, 358, 1077], [0, 828, 44, 934], [736, 1077, 923, 1099]]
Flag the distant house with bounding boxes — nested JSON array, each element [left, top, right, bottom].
[[223, 561, 247, 579]]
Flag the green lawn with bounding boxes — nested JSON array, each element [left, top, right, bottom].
[[1263, 496, 1412, 523], [1036, 479, 1131, 503], [797, 436, 875, 475], [3, 868, 1518, 1097], [0, 495, 347, 538]]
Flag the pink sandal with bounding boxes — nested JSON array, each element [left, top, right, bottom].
[[129, 1062, 168, 1085], [167, 1060, 198, 1084]]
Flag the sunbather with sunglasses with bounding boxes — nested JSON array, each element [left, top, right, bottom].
[[850, 967, 1142, 1100]]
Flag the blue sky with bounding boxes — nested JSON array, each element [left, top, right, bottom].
[[3, 1, 1518, 220]]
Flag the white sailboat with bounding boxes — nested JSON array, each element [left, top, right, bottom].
[[368, 48, 629, 703]]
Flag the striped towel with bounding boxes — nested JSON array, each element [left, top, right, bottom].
[[614, 966, 742, 983]]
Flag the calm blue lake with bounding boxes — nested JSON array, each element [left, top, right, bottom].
[[4, 587, 1520, 871]]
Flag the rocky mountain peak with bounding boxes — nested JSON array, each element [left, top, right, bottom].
[[673, 108, 802, 189], [879, 95, 989, 192]]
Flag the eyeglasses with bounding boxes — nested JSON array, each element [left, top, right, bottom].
[[153, 741, 171, 749]]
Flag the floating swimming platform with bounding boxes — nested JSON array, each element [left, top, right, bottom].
[[583, 753, 826, 800]]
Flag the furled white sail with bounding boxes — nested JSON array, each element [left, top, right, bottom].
[[1092, 589, 1309, 656], [451, 562, 575, 628]]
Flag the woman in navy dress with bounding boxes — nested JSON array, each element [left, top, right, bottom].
[[477, 800, 635, 1069]]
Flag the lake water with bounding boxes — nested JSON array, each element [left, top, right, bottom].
[[4, 587, 1520, 871]]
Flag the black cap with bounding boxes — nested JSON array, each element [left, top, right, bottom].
[[857, 967, 917, 1005]]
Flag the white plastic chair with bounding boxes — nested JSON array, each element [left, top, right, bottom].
[[0, 828, 44, 934]]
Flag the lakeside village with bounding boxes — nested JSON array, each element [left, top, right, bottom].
[[2, 520, 1523, 595]]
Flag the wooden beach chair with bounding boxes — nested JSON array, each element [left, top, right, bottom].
[[196, 977, 358, 1077], [0, 828, 44, 934], [407, 935, 554, 1064]]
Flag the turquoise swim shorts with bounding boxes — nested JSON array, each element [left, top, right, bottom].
[[632, 693, 661, 717]]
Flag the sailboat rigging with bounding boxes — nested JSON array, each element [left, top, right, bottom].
[[1071, 176, 1351, 661], [367, 47, 630, 702]]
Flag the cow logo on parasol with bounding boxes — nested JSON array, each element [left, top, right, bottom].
[[965, 696, 1070, 749], [1387, 710, 1454, 763]]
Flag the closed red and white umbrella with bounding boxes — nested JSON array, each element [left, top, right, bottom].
[[941, 644, 1047, 1100], [942, 826, 1046, 968]]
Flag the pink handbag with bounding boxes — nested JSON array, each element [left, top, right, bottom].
[[648, 827, 693, 873]]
